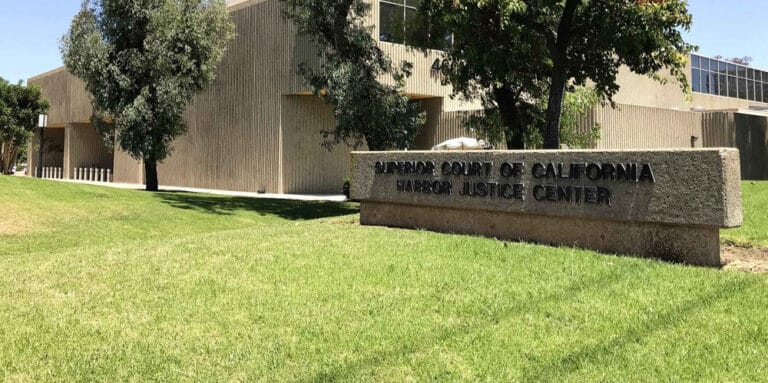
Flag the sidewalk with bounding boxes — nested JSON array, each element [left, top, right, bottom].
[[41, 176, 349, 202]]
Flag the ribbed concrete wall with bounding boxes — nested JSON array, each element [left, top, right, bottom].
[[65, 123, 114, 178], [156, 0, 291, 192], [701, 112, 736, 147], [592, 103, 703, 149], [280, 96, 361, 194], [113, 149, 144, 184], [28, 69, 90, 126]]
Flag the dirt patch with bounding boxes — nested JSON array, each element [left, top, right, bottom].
[[722, 244, 768, 273]]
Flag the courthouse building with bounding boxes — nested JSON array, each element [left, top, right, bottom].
[[27, 0, 768, 193]]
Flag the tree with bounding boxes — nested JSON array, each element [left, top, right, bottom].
[[422, 0, 693, 149], [418, 0, 549, 149], [520, 0, 694, 149], [465, 86, 601, 149], [279, 0, 425, 150], [61, 0, 235, 191], [525, 86, 601, 149], [0, 78, 49, 175]]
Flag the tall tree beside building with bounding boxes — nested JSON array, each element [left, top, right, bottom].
[[418, 0, 548, 149], [529, 0, 693, 149], [61, 0, 235, 191], [279, 0, 425, 150], [0, 78, 49, 175], [422, 0, 693, 149]]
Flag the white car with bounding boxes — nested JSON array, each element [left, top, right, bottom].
[[431, 137, 490, 151]]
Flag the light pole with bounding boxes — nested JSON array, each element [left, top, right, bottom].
[[37, 114, 47, 178]]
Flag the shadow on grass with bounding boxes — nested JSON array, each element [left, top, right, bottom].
[[154, 191, 358, 220]]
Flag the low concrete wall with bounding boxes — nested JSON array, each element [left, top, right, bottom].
[[351, 149, 742, 266]]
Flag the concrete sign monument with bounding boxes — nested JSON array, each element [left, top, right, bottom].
[[351, 149, 743, 266]]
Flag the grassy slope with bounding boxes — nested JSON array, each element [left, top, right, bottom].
[[2, 177, 768, 382], [722, 181, 768, 247]]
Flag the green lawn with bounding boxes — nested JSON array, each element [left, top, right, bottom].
[[722, 181, 768, 247], [2, 176, 768, 382]]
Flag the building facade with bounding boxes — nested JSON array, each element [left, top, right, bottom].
[[27, 0, 768, 192]]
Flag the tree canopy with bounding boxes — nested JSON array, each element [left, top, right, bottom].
[[0, 78, 49, 175], [61, 0, 235, 191], [280, 0, 425, 151], [422, 0, 693, 149]]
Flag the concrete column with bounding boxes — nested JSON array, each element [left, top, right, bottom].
[[64, 124, 72, 179]]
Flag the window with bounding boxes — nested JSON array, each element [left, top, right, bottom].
[[691, 69, 701, 93], [379, 0, 432, 47], [692, 55, 700, 69], [738, 77, 747, 99], [763, 83, 768, 102], [718, 74, 728, 97], [691, 54, 768, 103]]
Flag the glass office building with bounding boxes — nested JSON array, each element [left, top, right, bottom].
[[691, 54, 768, 103]]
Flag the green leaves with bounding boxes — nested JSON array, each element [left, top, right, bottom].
[[422, 0, 693, 149], [61, 0, 235, 163], [0, 79, 50, 173], [281, 0, 425, 151]]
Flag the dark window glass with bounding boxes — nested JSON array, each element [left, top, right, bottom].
[[728, 75, 738, 97], [718, 74, 728, 97], [709, 73, 718, 95], [379, 2, 402, 43], [691, 69, 701, 92], [756, 81, 763, 102], [380, 0, 438, 49], [701, 70, 711, 93], [748, 68, 755, 80], [692, 55, 700, 69], [738, 65, 747, 78], [738, 77, 748, 99], [750, 81, 758, 101], [405, 7, 428, 46], [728, 63, 738, 76], [718, 60, 727, 74], [763, 83, 768, 102]]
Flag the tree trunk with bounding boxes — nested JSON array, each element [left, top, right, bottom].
[[494, 87, 526, 149], [0, 143, 6, 175], [543, 69, 567, 149], [144, 158, 159, 191], [542, 0, 581, 150], [5, 147, 18, 175], [0, 143, 18, 175]]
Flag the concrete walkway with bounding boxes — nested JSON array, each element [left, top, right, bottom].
[[41, 177, 348, 202]]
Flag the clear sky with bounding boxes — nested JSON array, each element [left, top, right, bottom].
[[0, 0, 766, 84]]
